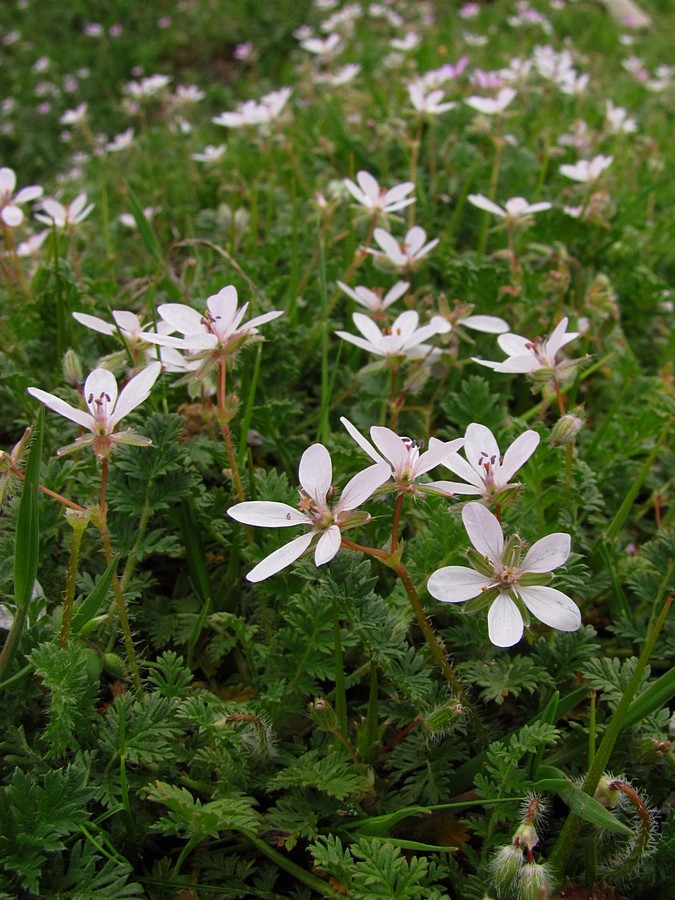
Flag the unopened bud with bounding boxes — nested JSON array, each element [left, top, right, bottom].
[[594, 775, 620, 808], [490, 845, 523, 893], [423, 699, 464, 735], [62, 348, 83, 386], [550, 409, 585, 447], [308, 697, 339, 733], [102, 652, 126, 677], [519, 862, 551, 900], [513, 822, 539, 851]]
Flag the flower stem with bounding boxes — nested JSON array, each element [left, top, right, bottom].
[[391, 493, 404, 555], [60, 523, 86, 648], [9, 465, 86, 511], [340, 537, 484, 738], [217, 361, 246, 503], [477, 137, 504, 259]]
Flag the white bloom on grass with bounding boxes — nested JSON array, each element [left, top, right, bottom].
[[300, 33, 342, 57], [434, 423, 540, 503], [367, 226, 439, 272], [27, 363, 161, 460], [473, 317, 579, 376], [605, 101, 637, 134], [144, 285, 283, 380], [191, 144, 226, 163], [427, 502, 581, 647], [124, 74, 171, 99], [106, 128, 134, 153], [467, 194, 552, 224], [336, 280, 409, 315], [60, 103, 88, 126], [212, 88, 292, 129], [228, 443, 390, 582], [408, 82, 457, 116], [0, 167, 43, 228], [315, 64, 361, 86], [341, 417, 463, 496], [344, 171, 415, 220], [559, 155, 613, 183], [336, 309, 450, 361], [465, 87, 517, 115], [35, 192, 94, 229]]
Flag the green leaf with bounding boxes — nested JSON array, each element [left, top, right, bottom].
[[72, 556, 119, 636], [534, 779, 632, 835], [126, 185, 162, 262]]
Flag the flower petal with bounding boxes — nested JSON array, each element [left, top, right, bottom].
[[227, 501, 308, 527], [462, 502, 504, 562], [468, 194, 504, 217], [109, 362, 161, 425], [299, 443, 332, 505], [340, 417, 384, 465], [27, 387, 93, 430], [518, 585, 581, 632], [464, 424, 500, 477], [84, 369, 118, 414], [72, 312, 116, 336], [461, 314, 509, 334], [369, 426, 409, 471], [487, 594, 524, 647], [157, 303, 204, 335], [315, 525, 341, 565], [522, 533, 571, 572], [246, 530, 315, 582], [427, 566, 491, 603], [338, 461, 391, 511], [499, 430, 540, 483]]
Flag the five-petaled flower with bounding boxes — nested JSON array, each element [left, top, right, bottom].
[[344, 171, 415, 221], [473, 316, 580, 378], [227, 443, 390, 582], [27, 363, 161, 460], [35, 192, 95, 229], [0, 167, 43, 228], [467, 194, 552, 225], [341, 417, 463, 496], [144, 285, 283, 380], [336, 280, 410, 317], [435, 423, 539, 505], [336, 309, 450, 362], [367, 226, 439, 272], [427, 502, 581, 647], [559, 155, 613, 183]]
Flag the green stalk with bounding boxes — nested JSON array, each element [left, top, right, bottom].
[[362, 658, 380, 763], [60, 514, 88, 647], [549, 593, 672, 877], [238, 829, 345, 898], [318, 229, 330, 444], [332, 595, 348, 739], [477, 137, 504, 259]]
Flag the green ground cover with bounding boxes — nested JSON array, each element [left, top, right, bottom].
[[0, 0, 673, 896]]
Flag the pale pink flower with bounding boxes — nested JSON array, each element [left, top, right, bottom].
[[336, 309, 450, 361], [605, 100, 637, 134], [559, 155, 612, 183], [465, 87, 517, 115], [212, 88, 292, 129], [341, 417, 463, 496], [144, 285, 283, 380], [315, 64, 361, 86], [27, 363, 161, 459], [35, 192, 94, 229], [367, 226, 439, 272], [428, 502, 580, 647], [344, 171, 415, 220], [190, 144, 226, 163], [407, 82, 457, 116], [336, 280, 409, 314], [473, 317, 579, 375], [467, 194, 552, 223], [60, 103, 88, 126], [434, 423, 540, 503], [228, 443, 390, 582], [300, 33, 342, 57], [0, 167, 43, 228]]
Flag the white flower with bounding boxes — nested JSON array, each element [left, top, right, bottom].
[[467, 194, 552, 223], [212, 88, 292, 129], [465, 87, 517, 115], [190, 144, 226, 163], [106, 128, 134, 153], [300, 33, 342, 57], [605, 100, 637, 134], [60, 103, 88, 125], [390, 32, 420, 52], [336, 309, 450, 361], [144, 285, 283, 380], [315, 63, 361, 86], [408, 82, 457, 115], [473, 317, 579, 375], [35, 192, 94, 229], [124, 74, 171, 98], [0, 167, 43, 228], [118, 206, 158, 229], [341, 417, 463, 495], [367, 226, 439, 271], [336, 280, 409, 314], [559, 155, 613, 183], [27, 363, 161, 460], [427, 502, 581, 647], [344, 171, 415, 220], [434, 423, 540, 503], [228, 443, 390, 582]]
